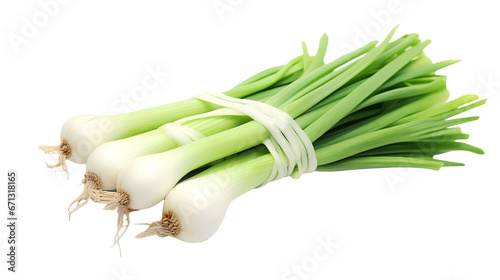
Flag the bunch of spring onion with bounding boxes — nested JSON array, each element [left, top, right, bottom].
[[41, 26, 485, 245]]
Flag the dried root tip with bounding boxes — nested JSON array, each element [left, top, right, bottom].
[[39, 139, 71, 178], [103, 191, 131, 210], [67, 172, 102, 220], [136, 210, 181, 239], [113, 205, 131, 252], [103, 191, 135, 251], [89, 190, 116, 204], [135, 222, 161, 238]]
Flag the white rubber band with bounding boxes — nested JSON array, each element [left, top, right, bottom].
[[160, 122, 205, 146], [195, 92, 317, 184], [160, 105, 249, 146]]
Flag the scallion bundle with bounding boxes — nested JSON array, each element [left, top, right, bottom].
[[40, 26, 485, 246]]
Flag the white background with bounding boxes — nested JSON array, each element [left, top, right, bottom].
[[1, 0, 499, 279]]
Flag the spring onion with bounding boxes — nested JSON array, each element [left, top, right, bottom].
[[40, 26, 485, 246]]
